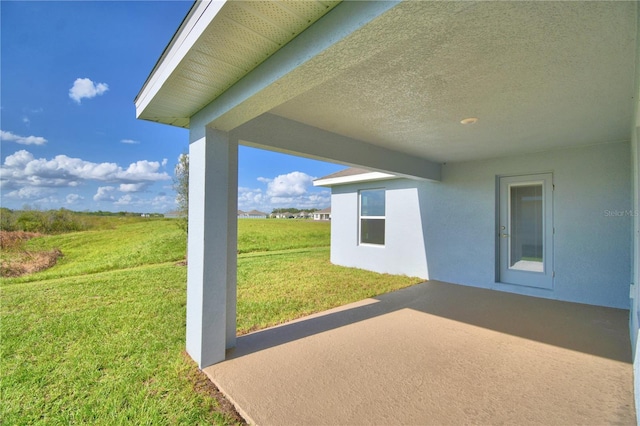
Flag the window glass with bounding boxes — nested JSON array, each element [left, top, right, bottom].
[[360, 189, 385, 245], [361, 189, 385, 216], [361, 218, 385, 245], [509, 183, 543, 271]]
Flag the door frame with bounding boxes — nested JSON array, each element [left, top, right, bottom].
[[497, 173, 554, 289]]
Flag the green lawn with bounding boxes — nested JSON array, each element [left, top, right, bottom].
[[2, 218, 421, 425]]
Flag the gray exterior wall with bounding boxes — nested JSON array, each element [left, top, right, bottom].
[[631, 8, 640, 407], [330, 141, 631, 309], [331, 180, 429, 279], [633, 99, 640, 417]]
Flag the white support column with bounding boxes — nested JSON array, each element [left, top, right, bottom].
[[186, 127, 238, 368]]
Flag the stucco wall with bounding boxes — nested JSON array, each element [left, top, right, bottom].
[[331, 141, 631, 309], [632, 98, 640, 417], [331, 179, 429, 279], [631, 5, 640, 407], [423, 141, 631, 309]]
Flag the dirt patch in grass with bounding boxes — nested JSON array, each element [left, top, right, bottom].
[[0, 231, 42, 249], [0, 231, 64, 278], [183, 352, 247, 425]]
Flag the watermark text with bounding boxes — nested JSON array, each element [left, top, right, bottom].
[[604, 210, 639, 217]]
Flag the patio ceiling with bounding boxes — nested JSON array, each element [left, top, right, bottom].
[[271, 1, 637, 162], [137, 1, 638, 163]]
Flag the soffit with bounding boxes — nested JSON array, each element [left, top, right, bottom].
[[316, 167, 374, 181], [136, 0, 340, 128], [270, 1, 638, 163], [313, 170, 399, 187]]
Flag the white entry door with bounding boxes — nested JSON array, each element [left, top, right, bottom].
[[498, 173, 553, 289]]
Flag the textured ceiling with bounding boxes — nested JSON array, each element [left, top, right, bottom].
[[139, 1, 637, 164], [270, 1, 637, 162], [137, 0, 340, 127]]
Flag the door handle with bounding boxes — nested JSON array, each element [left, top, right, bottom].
[[501, 233, 510, 238]]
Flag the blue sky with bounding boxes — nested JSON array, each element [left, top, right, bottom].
[[1, 1, 342, 214]]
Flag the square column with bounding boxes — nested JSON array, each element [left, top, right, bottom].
[[186, 127, 238, 368]]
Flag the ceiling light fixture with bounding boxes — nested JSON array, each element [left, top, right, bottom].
[[460, 117, 478, 125]]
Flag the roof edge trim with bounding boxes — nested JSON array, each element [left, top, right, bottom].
[[135, 0, 226, 116], [314, 172, 399, 187]]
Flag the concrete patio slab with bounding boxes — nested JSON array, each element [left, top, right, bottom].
[[203, 280, 635, 425]]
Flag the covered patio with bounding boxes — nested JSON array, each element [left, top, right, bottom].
[[205, 280, 634, 424], [135, 1, 640, 423]]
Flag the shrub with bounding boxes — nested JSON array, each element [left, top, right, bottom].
[[1, 208, 88, 234], [0, 208, 16, 231], [15, 210, 47, 233]]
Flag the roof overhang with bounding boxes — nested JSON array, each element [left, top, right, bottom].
[[137, 1, 639, 171], [135, 0, 341, 128], [314, 170, 399, 187]]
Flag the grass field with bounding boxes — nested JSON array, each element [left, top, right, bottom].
[[2, 218, 422, 424]]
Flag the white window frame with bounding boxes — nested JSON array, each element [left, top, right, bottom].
[[359, 188, 386, 246]]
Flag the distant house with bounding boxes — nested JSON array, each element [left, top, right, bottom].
[[164, 210, 183, 219], [271, 212, 300, 219], [244, 209, 268, 219], [312, 207, 331, 221]]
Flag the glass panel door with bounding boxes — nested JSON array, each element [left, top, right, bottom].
[[509, 183, 543, 272], [499, 173, 553, 289]]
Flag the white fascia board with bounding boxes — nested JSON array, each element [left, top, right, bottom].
[[135, 1, 226, 118], [313, 172, 399, 187]]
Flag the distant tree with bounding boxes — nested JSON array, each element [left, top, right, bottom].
[[271, 207, 302, 214], [173, 152, 189, 234], [15, 209, 47, 233], [0, 208, 16, 231], [48, 208, 85, 233], [271, 207, 318, 215]]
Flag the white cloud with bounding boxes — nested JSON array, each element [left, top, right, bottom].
[[3, 149, 34, 168], [93, 186, 116, 202], [270, 192, 331, 209], [5, 187, 53, 200], [1, 150, 170, 190], [20, 108, 43, 128], [121, 139, 140, 144], [237, 172, 329, 212], [66, 193, 84, 204], [161, 158, 168, 167], [175, 153, 187, 173], [69, 78, 109, 104], [123, 160, 164, 177], [114, 193, 176, 210], [114, 194, 141, 206], [238, 187, 265, 210], [262, 171, 315, 198], [119, 183, 148, 193], [1, 130, 47, 145], [34, 196, 60, 206], [151, 194, 173, 206]]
